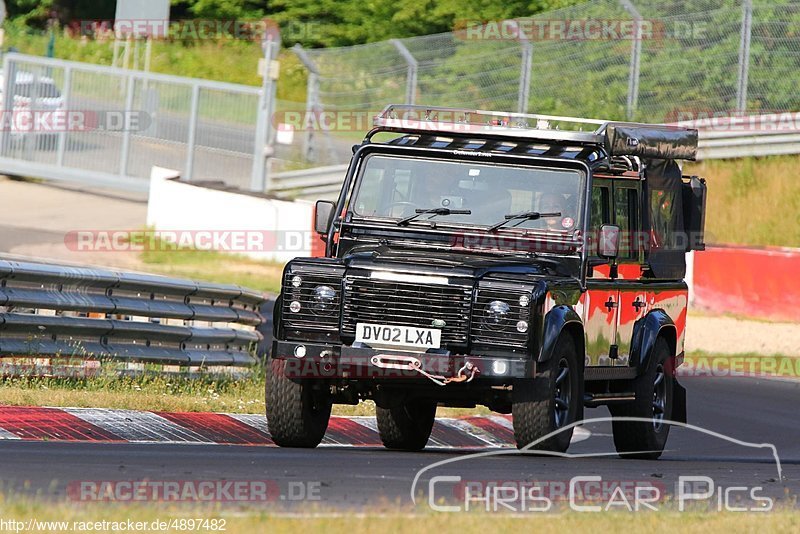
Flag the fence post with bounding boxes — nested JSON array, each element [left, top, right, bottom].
[[250, 35, 280, 192], [390, 39, 418, 105], [736, 0, 753, 113], [292, 44, 322, 164], [56, 65, 72, 167], [184, 83, 200, 182], [517, 38, 533, 114], [0, 54, 14, 157], [620, 0, 643, 121], [118, 73, 135, 177]]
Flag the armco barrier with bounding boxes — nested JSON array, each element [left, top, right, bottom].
[[692, 244, 800, 323], [0, 256, 267, 369]]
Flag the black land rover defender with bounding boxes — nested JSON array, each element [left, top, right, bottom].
[[267, 105, 706, 459]]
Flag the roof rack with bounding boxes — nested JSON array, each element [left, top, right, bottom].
[[372, 104, 698, 160]]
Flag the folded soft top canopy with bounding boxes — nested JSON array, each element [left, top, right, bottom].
[[372, 104, 698, 161]]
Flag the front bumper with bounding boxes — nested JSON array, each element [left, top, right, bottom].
[[272, 340, 534, 382]]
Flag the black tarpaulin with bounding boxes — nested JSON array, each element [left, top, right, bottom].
[[605, 124, 698, 161], [644, 159, 686, 279]]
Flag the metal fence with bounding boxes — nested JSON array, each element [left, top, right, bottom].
[[293, 0, 800, 163], [0, 53, 263, 192], [0, 256, 267, 372]]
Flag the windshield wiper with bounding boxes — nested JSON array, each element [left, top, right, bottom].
[[397, 207, 471, 226], [487, 211, 561, 232]]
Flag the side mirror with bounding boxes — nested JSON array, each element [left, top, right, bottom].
[[314, 200, 336, 235], [599, 224, 620, 260]]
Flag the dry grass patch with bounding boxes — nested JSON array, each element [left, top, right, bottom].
[[685, 155, 800, 247]]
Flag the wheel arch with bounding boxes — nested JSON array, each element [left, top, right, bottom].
[[630, 309, 677, 374], [538, 305, 584, 364], [539, 305, 585, 421]]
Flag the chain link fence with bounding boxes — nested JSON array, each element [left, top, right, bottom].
[[290, 0, 800, 164]]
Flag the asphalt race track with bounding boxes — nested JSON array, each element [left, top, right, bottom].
[[0, 376, 797, 510]]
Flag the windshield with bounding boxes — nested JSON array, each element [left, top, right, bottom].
[[350, 154, 584, 234]]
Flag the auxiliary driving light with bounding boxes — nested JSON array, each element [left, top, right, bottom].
[[294, 345, 306, 358], [289, 300, 302, 313], [291, 275, 303, 287], [516, 320, 529, 333], [492, 360, 509, 375]]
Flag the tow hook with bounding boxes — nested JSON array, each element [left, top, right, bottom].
[[370, 355, 479, 386]]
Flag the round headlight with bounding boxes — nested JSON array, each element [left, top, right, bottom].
[[312, 285, 337, 315], [483, 300, 511, 330]]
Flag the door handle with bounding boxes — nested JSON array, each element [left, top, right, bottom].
[[604, 297, 617, 311], [632, 299, 646, 310]]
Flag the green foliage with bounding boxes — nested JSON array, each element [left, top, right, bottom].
[[268, 0, 588, 47]]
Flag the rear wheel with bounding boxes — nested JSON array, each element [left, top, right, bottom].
[[376, 399, 437, 451], [265, 358, 331, 448], [512, 335, 581, 452], [610, 337, 674, 460]]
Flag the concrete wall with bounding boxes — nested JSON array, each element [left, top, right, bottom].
[[146, 167, 314, 263]]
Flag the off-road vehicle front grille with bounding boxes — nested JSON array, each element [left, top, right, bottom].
[[341, 276, 473, 347]]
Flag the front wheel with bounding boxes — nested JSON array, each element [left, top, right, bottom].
[[512, 335, 581, 452], [265, 358, 331, 448], [376, 399, 437, 451], [610, 337, 674, 460]]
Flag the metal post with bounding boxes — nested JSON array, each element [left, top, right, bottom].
[[56, 65, 72, 167], [391, 39, 418, 105], [119, 74, 136, 176], [0, 54, 14, 157], [133, 37, 140, 71], [184, 84, 200, 182], [620, 0, 643, 121], [249, 35, 280, 192], [112, 38, 121, 68], [517, 39, 533, 114], [736, 0, 753, 113], [292, 44, 321, 164], [144, 36, 152, 73]]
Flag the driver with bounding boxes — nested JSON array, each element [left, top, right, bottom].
[[412, 174, 461, 207], [538, 193, 573, 231]]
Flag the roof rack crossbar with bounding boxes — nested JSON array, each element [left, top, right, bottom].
[[371, 104, 699, 160]]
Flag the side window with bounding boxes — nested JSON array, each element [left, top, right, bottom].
[[614, 186, 640, 261], [588, 183, 610, 256], [650, 188, 677, 250]]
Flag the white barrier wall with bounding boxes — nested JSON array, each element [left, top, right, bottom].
[[146, 167, 314, 263]]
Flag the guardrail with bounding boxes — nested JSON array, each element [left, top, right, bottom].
[[696, 129, 800, 160], [0, 257, 267, 369], [269, 164, 349, 201]]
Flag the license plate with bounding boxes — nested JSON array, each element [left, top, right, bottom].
[[355, 323, 441, 350]]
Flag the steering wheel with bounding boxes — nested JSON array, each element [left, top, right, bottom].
[[386, 201, 419, 217]]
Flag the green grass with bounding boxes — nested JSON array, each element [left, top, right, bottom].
[[0, 352, 794, 415], [0, 496, 798, 530], [139, 243, 284, 295], [0, 370, 266, 414]]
